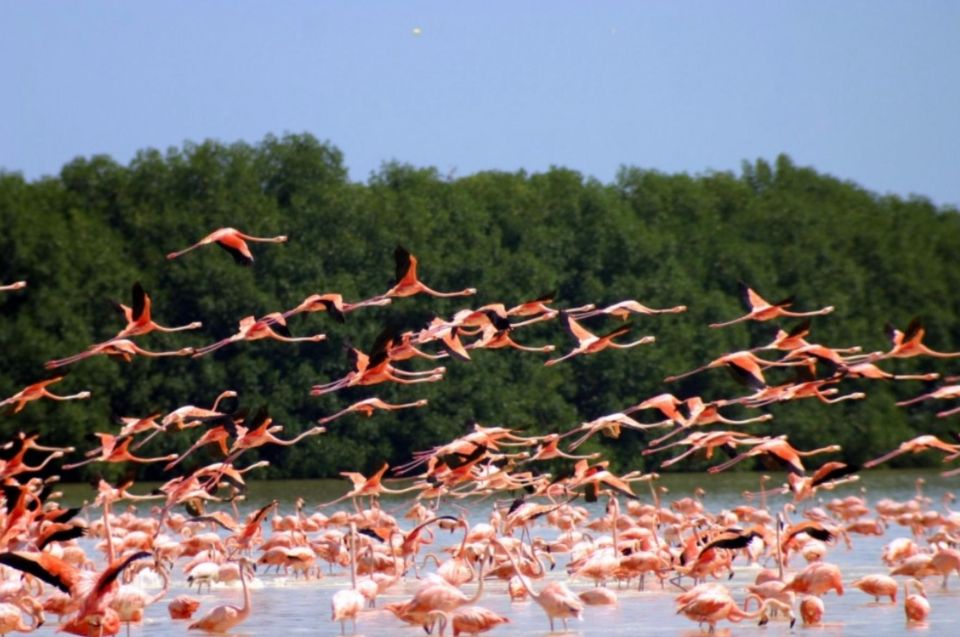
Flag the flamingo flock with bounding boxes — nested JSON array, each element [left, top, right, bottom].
[[1, 231, 960, 635]]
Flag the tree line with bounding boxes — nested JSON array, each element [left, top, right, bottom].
[[1, 133, 958, 481]]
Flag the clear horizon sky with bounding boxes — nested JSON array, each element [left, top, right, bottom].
[[3, 2, 959, 207]]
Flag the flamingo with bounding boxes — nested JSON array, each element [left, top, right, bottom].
[[58, 551, 153, 637], [168, 596, 201, 620], [0, 597, 44, 634], [160, 390, 238, 430], [282, 292, 391, 321], [782, 562, 844, 597], [45, 339, 194, 369], [799, 596, 824, 626], [381, 246, 476, 299], [317, 397, 429, 425], [863, 435, 960, 469], [851, 574, 898, 602], [897, 383, 960, 407], [111, 282, 202, 338], [62, 434, 179, 470], [545, 313, 654, 366], [664, 350, 810, 387], [883, 317, 960, 359], [316, 463, 423, 508], [110, 564, 170, 635], [331, 524, 364, 635], [709, 282, 834, 328], [0, 281, 27, 292], [166, 227, 287, 265], [903, 578, 930, 623], [570, 298, 687, 320], [390, 546, 493, 629], [491, 538, 582, 631], [424, 606, 510, 636], [676, 588, 794, 632], [0, 376, 90, 414], [187, 557, 255, 632], [827, 360, 939, 382], [707, 435, 841, 474], [192, 313, 325, 357]]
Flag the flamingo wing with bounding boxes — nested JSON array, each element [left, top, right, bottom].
[[131, 282, 149, 323], [739, 282, 770, 310], [216, 239, 253, 265], [394, 245, 417, 285], [561, 312, 595, 343], [0, 552, 76, 593], [903, 317, 925, 344]]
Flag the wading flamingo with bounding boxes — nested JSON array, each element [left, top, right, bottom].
[[492, 538, 582, 631], [187, 558, 255, 632]]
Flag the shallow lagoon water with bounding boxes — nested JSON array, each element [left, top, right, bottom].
[[46, 470, 960, 636]]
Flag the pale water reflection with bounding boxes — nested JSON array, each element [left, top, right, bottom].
[[53, 470, 960, 636]]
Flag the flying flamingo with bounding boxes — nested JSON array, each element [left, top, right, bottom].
[[192, 313, 325, 357], [664, 350, 810, 388], [826, 360, 939, 382], [166, 227, 287, 265], [317, 397, 429, 425], [310, 341, 445, 397], [545, 314, 654, 366], [863, 435, 960, 468], [467, 323, 556, 354], [882, 317, 960, 359], [282, 292, 391, 322], [58, 551, 153, 637], [45, 339, 194, 369], [897, 383, 960, 407], [187, 557, 254, 632], [707, 435, 842, 474], [709, 282, 834, 328], [62, 434, 179, 470], [647, 396, 774, 447], [0, 280, 27, 292], [643, 430, 767, 469], [503, 290, 593, 327], [380, 246, 476, 299], [331, 524, 364, 635], [218, 408, 326, 467], [561, 412, 654, 451], [0, 376, 90, 414], [570, 298, 687, 320], [160, 390, 238, 430], [317, 463, 423, 508], [111, 282, 202, 338]]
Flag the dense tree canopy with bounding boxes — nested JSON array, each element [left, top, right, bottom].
[[1, 134, 958, 481]]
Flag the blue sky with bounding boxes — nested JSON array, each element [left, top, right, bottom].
[[3, 2, 959, 206]]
